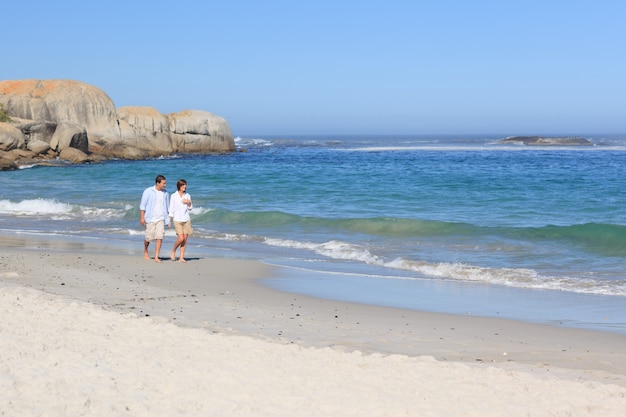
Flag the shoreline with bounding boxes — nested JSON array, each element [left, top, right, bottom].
[[2, 234, 626, 415], [263, 262, 626, 335], [2, 234, 626, 375]]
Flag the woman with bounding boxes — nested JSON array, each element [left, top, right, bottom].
[[168, 179, 193, 262]]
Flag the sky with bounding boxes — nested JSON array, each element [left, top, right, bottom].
[[3, 0, 626, 136]]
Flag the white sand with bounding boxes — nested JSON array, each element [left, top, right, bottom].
[[1, 236, 626, 416]]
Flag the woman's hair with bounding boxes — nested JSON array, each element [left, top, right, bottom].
[[177, 179, 187, 190]]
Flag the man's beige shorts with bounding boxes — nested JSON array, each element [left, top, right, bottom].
[[174, 220, 193, 236], [145, 220, 165, 241]]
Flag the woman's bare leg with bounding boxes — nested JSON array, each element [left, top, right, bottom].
[[172, 235, 184, 260], [179, 234, 189, 262]]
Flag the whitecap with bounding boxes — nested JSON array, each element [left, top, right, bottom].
[[0, 198, 73, 216]]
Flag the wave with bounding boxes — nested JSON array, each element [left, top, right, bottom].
[[194, 209, 471, 235], [0, 198, 73, 216], [194, 208, 626, 251], [3, 199, 624, 296], [383, 258, 626, 296], [6, 201, 625, 256], [264, 238, 383, 264], [206, 232, 626, 297], [0, 198, 131, 221], [194, 208, 303, 227], [234, 137, 274, 149], [512, 223, 626, 255]]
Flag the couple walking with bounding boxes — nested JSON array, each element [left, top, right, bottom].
[[139, 175, 193, 263]]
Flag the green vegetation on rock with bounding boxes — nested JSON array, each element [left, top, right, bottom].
[[0, 104, 11, 122]]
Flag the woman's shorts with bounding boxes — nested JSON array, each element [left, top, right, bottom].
[[174, 220, 192, 235], [145, 220, 165, 241]]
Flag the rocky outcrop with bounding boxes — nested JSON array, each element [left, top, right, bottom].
[[59, 147, 90, 164], [26, 139, 51, 155], [497, 136, 593, 146], [0, 149, 36, 170], [115, 107, 234, 156], [114, 106, 173, 158], [0, 156, 17, 171], [0, 79, 120, 142], [0, 79, 236, 169], [169, 110, 234, 153], [0, 123, 25, 151], [50, 122, 89, 153], [16, 121, 57, 145]]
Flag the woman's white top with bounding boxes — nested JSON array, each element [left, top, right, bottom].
[[169, 192, 192, 222]]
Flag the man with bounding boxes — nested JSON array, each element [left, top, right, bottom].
[[139, 175, 171, 262]]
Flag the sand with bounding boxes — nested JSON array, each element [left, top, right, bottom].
[[1, 235, 626, 416]]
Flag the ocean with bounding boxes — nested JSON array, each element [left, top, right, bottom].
[[2, 134, 626, 333]]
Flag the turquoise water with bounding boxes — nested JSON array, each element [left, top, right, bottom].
[[2, 134, 626, 332]]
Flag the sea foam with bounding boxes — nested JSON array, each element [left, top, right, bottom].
[[0, 198, 72, 215], [0, 199, 128, 220]]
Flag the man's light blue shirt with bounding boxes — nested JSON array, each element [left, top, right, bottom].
[[140, 186, 171, 225]]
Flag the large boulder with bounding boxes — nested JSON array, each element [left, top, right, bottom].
[[5, 148, 36, 162], [0, 122, 25, 151], [50, 121, 89, 152], [0, 149, 18, 170], [118, 106, 169, 133], [168, 110, 234, 152], [26, 139, 51, 155], [59, 147, 89, 164], [10, 120, 88, 154], [16, 121, 56, 144], [98, 144, 150, 160], [0, 79, 120, 143], [0, 156, 17, 171], [117, 107, 235, 155], [116, 106, 173, 156]]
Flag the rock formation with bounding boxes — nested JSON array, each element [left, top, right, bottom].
[[112, 106, 173, 158], [169, 110, 234, 153], [0, 123, 25, 151], [497, 136, 593, 146], [0, 79, 236, 170], [0, 80, 120, 142], [113, 107, 234, 157]]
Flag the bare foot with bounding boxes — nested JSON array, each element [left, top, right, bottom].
[[144, 252, 151, 260], [179, 258, 187, 263], [154, 257, 162, 263], [171, 252, 176, 261]]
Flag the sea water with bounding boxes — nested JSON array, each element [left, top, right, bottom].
[[1, 134, 625, 333]]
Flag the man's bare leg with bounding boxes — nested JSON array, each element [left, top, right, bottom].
[[144, 240, 151, 260], [154, 239, 163, 263]]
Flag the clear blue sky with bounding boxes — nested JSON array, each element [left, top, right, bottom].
[[3, 0, 625, 136]]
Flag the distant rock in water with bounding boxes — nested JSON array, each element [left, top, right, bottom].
[[497, 136, 593, 146]]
